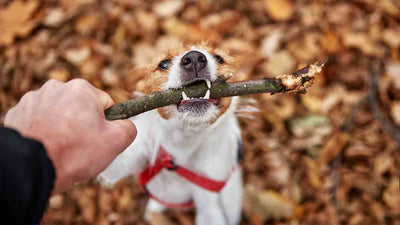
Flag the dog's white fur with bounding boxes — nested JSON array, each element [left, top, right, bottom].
[[99, 49, 243, 225]]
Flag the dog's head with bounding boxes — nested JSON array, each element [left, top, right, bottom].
[[137, 43, 239, 128]]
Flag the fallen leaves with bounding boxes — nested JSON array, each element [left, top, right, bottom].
[[318, 132, 349, 164], [153, 0, 184, 18], [342, 32, 384, 57], [243, 185, 297, 220], [0, 0, 40, 46], [320, 31, 344, 54], [263, 0, 294, 22], [63, 46, 91, 66], [0, 0, 399, 224]]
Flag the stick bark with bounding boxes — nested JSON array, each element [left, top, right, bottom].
[[105, 59, 327, 120]]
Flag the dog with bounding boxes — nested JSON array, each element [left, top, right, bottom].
[[99, 43, 244, 225]]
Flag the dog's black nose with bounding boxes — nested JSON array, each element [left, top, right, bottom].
[[180, 51, 207, 73]]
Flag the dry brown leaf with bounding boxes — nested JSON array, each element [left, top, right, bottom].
[[349, 213, 364, 225], [301, 94, 322, 112], [107, 88, 131, 103], [345, 143, 373, 158], [378, 0, 400, 17], [149, 212, 175, 225], [74, 187, 96, 223], [290, 115, 332, 139], [48, 68, 70, 82], [135, 10, 159, 35], [382, 28, 400, 48], [153, 0, 184, 18], [60, 0, 95, 8], [261, 30, 283, 59], [304, 157, 322, 188], [263, 50, 295, 75], [318, 132, 349, 164], [370, 202, 385, 224], [263, 0, 294, 22], [80, 56, 104, 81], [373, 153, 393, 176], [327, 3, 355, 26], [243, 185, 297, 220], [132, 42, 159, 68], [288, 34, 321, 61], [261, 109, 287, 136], [74, 12, 100, 35], [174, 212, 194, 225], [265, 151, 290, 187], [99, 188, 113, 214], [43, 8, 66, 27], [48, 195, 64, 210], [382, 176, 400, 214], [102, 68, 120, 87], [163, 18, 218, 42], [116, 187, 134, 212], [200, 11, 240, 34], [270, 95, 296, 120], [0, 0, 40, 46], [343, 32, 384, 56], [320, 31, 343, 54], [64, 47, 91, 66], [390, 101, 400, 126], [386, 62, 400, 90]]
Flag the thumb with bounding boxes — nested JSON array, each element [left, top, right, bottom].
[[106, 119, 137, 154]]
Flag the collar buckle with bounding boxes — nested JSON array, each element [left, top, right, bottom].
[[166, 159, 178, 171]]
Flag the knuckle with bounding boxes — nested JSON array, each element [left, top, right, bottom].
[[67, 79, 93, 95], [19, 90, 35, 102], [68, 79, 90, 88], [43, 79, 62, 88]]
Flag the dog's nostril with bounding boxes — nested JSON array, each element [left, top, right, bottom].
[[182, 57, 191, 66], [198, 55, 206, 63]]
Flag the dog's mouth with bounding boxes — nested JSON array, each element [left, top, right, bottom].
[[175, 79, 221, 112]]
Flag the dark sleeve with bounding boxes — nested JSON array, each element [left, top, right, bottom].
[[0, 127, 55, 224]]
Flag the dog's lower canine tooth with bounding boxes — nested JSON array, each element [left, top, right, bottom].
[[206, 80, 211, 89], [182, 91, 189, 100], [204, 90, 210, 99]]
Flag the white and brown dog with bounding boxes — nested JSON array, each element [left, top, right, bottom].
[[99, 43, 244, 225]]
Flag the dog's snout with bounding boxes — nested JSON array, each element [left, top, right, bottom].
[[180, 51, 207, 73]]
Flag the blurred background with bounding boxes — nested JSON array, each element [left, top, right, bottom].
[[0, 0, 400, 224]]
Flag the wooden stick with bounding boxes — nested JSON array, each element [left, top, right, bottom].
[[105, 59, 327, 120]]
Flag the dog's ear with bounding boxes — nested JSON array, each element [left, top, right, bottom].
[[123, 67, 153, 93]]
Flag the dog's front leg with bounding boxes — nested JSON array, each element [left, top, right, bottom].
[[97, 144, 148, 187], [193, 190, 229, 225]]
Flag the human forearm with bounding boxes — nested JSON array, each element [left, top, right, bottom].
[[0, 127, 55, 224]]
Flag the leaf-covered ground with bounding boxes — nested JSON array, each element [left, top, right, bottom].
[[0, 0, 399, 224]]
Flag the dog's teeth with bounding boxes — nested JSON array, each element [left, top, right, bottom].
[[206, 80, 211, 89], [182, 91, 189, 100], [204, 90, 210, 99]]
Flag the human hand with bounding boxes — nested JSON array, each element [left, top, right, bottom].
[[4, 79, 136, 194]]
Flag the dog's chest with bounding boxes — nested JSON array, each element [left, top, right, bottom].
[[136, 110, 241, 204]]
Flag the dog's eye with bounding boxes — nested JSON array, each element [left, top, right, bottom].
[[157, 59, 170, 70], [213, 55, 224, 64]]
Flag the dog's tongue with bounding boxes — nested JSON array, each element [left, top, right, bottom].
[[206, 98, 220, 105], [179, 98, 220, 107]]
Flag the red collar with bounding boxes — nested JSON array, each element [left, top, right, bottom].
[[139, 146, 230, 192]]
